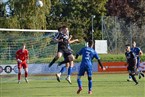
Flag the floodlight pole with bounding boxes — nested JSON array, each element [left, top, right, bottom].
[[91, 15, 95, 41]]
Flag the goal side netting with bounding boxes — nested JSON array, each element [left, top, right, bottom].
[[0, 28, 58, 64]]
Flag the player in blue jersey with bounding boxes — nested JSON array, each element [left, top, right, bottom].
[[125, 44, 138, 85], [127, 41, 144, 81], [75, 40, 106, 94]]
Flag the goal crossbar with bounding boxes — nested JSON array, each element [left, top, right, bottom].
[[0, 28, 58, 32]]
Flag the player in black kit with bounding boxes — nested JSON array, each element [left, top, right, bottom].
[[49, 26, 78, 68], [49, 26, 78, 84], [125, 44, 138, 85], [48, 26, 69, 67]]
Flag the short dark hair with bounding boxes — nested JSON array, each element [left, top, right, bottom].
[[62, 25, 67, 29], [57, 27, 62, 32], [88, 40, 94, 47]]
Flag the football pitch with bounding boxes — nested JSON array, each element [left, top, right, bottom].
[[0, 73, 144, 97]]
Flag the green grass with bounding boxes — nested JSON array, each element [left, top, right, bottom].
[[1, 54, 145, 64], [0, 73, 145, 97]]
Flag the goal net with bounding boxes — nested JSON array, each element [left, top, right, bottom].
[[0, 28, 58, 64]]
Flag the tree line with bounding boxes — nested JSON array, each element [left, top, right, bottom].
[[0, 0, 144, 41]]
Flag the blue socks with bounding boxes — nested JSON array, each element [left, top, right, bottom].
[[68, 67, 73, 76], [88, 79, 92, 91], [77, 78, 82, 88], [60, 66, 66, 73]]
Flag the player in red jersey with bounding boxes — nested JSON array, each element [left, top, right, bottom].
[[16, 43, 29, 84]]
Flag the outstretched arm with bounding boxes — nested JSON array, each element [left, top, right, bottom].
[[98, 59, 106, 70], [98, 59, 103, 69], [54, 38, 63, 43], [69, 39, 79, 44], [68, 35, 79, 44]]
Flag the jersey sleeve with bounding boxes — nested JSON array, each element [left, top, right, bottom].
[[77, 48, 83, 55], [137, 47, 141, 52], [54, 33, 60, 39]]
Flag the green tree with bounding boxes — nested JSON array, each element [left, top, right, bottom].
[[12, 0, 51, 29], [47, 0, 107, 41], [106, 0, 145, 28], [0, 0, 52, 60], [0, 0, 52, 42]]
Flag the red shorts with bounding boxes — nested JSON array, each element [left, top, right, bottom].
[[18, 61, 28, 69]]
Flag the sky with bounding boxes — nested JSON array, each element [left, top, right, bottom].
[[0, 0, 10, 16], [0, 0, 8, 3]]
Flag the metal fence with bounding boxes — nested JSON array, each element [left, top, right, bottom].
[[101, 16, 145, 54]]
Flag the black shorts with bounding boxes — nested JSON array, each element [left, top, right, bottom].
[[63, 53, 74, 62], [57, 48, 64, 53], [58, 47, 72, 58], [63, 48, 72, 58], [63, 51, 72, 59], [127, 66, 136, 74]]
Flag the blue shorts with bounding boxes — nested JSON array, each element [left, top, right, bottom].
[[78, 65, 92, 77]]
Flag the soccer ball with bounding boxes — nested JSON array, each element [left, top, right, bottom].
[[36, 0, 43, 7]]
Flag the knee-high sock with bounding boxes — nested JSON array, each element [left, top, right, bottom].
[[18, 72, 21, 80], [77, 78, 82, 89], [88, 79, 92, 91], [60, 66, 66, 74], [130, 74, 138, 83], [68, 67, 73, 76], [49, 57, 58, 67], [25, 71, 28, 78]]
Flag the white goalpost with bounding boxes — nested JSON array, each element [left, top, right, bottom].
[[0, 28, 58, 32]]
